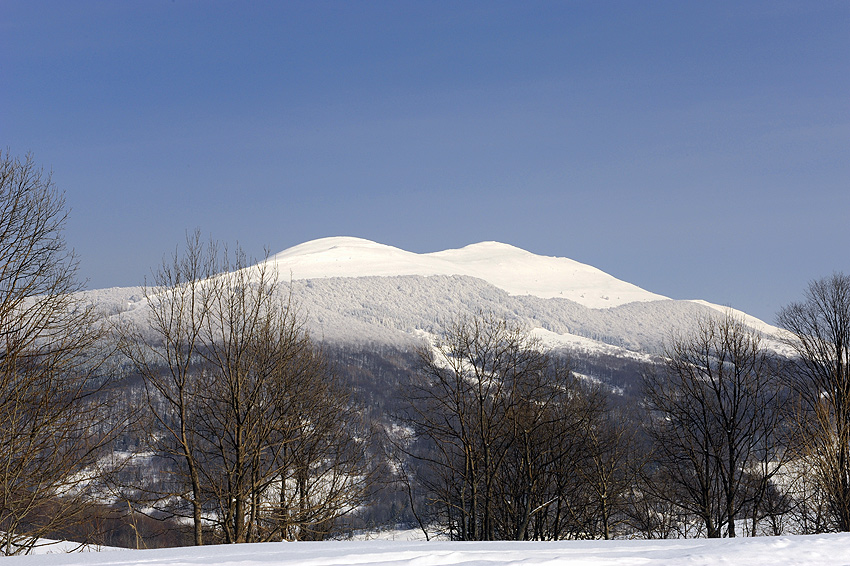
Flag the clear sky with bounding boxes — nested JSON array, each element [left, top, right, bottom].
[[2, 1, 848, 323]]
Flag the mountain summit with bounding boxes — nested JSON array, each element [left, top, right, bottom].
[[266, 237, 667, 309], [94, 237, 780, 360]]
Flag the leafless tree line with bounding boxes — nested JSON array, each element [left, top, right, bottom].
[[605, 274, 850, 539], [401, 277, 850, 540]]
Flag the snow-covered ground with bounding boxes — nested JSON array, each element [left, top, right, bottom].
[[11, 535, 850, 565], [4, 538, 120, 556]]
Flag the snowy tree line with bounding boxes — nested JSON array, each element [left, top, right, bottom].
[[2, 151, 850, 552]]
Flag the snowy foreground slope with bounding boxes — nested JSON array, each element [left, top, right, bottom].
[[89, 237, 785, 356], [14, 535, 850, 566]]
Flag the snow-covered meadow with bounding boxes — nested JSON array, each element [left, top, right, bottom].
[[12, 535, 850, 566]]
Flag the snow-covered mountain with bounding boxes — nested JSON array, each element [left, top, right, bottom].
[[267, 237, 667, 308], [90, 237, 783, 361]]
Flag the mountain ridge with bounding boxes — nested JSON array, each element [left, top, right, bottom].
[[89, 237, 784, 361], [265, 236, 668, 309]]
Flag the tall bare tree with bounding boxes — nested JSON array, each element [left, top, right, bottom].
[[0, 151, 114, 555], [265, 345, 372, 541], [120, 236, 371, 544], [402, 313, 605, 541], [573, 405, 642, 540], [117, 231, 214, 545], [779, 273, 850, 531], [642, 311, 785, 537]]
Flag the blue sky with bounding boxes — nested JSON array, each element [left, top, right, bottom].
[[2, 1, 848, 322]]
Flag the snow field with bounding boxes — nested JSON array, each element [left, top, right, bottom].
[[12, 534, 850, 566]]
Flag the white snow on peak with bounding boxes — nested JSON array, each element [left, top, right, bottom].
[[266, 237, 667, 309], [268, 237, 426, 278]]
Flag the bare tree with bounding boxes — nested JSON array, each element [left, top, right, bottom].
[[642, 311, 785, 538], [190, 247, 281, 544], [403, 313, 530, 540], [778, 272, 850, 531], [0, 151, 114, 554], [402, 313, 606, 541], [193, 250, 371, 542], [117, 231, 215, 545], [497, 362, 614, 542], [264, 345, 372, 541], [119, 237, 371, 544], [574, 405, 643, 540]]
